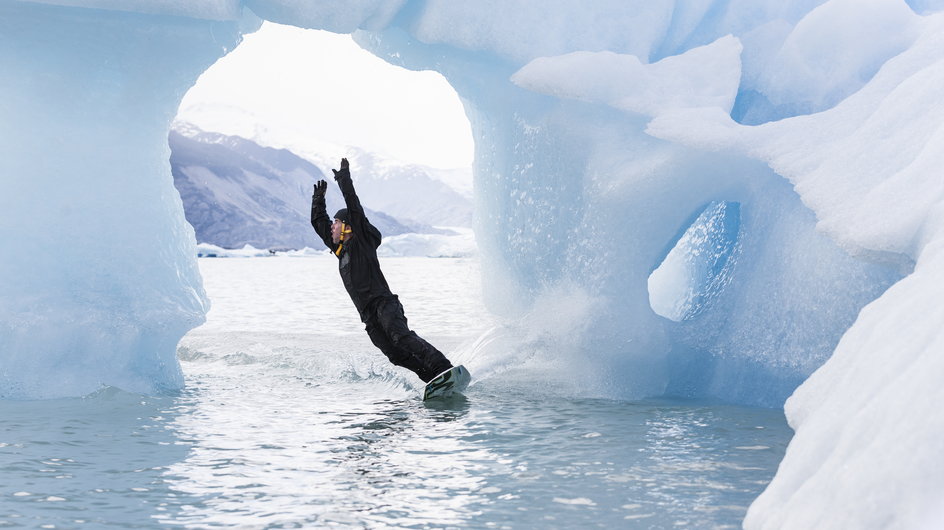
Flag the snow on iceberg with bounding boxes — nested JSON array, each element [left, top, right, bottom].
[[377, 229, 477, 258], [196, 243, 276, 258], [648, 11, 944, 262], [753, 0, 921, 115], [511, 35, 743, 117]]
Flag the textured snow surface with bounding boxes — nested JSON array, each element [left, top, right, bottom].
[[746, 239, 944, 529], [512, 35, 743, 117], [648, 13, 944, 261]]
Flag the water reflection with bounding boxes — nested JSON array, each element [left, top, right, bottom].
[[0, 387, 196, 528], [2, 382, 789, 528], [422, 392, 471, 412], [154, 372, 491, 528], [329, 397, 485, 527], [636, 401, 788, 526], [4, 255, 793, 528]]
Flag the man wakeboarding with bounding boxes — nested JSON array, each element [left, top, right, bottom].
[[310, 157, 456, 383]]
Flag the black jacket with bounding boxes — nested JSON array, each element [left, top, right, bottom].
[[311, 168, 392, 322]]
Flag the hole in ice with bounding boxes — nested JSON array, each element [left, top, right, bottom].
[[176, 22, 472, 170], [170, 22, 475, 254], [648, 201, 741, 322]]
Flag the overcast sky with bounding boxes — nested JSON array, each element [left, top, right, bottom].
[[177, 22, 474, 169]]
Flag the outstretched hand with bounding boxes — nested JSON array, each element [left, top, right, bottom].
[[313, 179, 327, 199], [332, 157, 349, 181]]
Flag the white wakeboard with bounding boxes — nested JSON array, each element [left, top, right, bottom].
[[422, 365, 471, 400]]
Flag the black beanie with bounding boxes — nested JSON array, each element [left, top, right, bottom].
[[334, 208, 349, 223]]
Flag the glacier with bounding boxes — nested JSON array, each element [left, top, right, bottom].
[[2, 0, 943, 527]]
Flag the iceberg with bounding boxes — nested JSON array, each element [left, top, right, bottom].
[[377, 229, 477, 259], [2, 0, 943, 526], [0, 1, 258, 399]]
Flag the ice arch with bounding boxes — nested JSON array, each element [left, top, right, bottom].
[[3, 2, 944, 526], [0, 0, 926, 401], [1, 0, 890, 403]]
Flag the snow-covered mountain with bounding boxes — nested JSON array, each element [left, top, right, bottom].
[[169, 123, 470, 250], [176, 99, 474, 225], [301, 147, 474, 228]]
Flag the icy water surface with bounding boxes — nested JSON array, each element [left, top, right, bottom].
[[1, 257, 792, 528]]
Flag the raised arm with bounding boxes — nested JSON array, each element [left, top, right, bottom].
[[310, 179, 337, 251], [333, 158, 381, 246]]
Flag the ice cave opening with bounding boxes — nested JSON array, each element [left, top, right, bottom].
[[168, 21, 474, 256], [648, 201, 742, 323]]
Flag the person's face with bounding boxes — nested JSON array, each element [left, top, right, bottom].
[[331, 219, 343, 244]]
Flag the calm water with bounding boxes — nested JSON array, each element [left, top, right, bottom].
[[1, 257, 791, 528]]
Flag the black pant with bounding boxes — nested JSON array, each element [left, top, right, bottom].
[[364, 296, 453, 383]]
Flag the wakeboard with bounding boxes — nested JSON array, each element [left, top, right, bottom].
[[422, 365, 471, 400]]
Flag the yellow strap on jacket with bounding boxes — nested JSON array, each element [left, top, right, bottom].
[[335, 223, 353, 256]]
